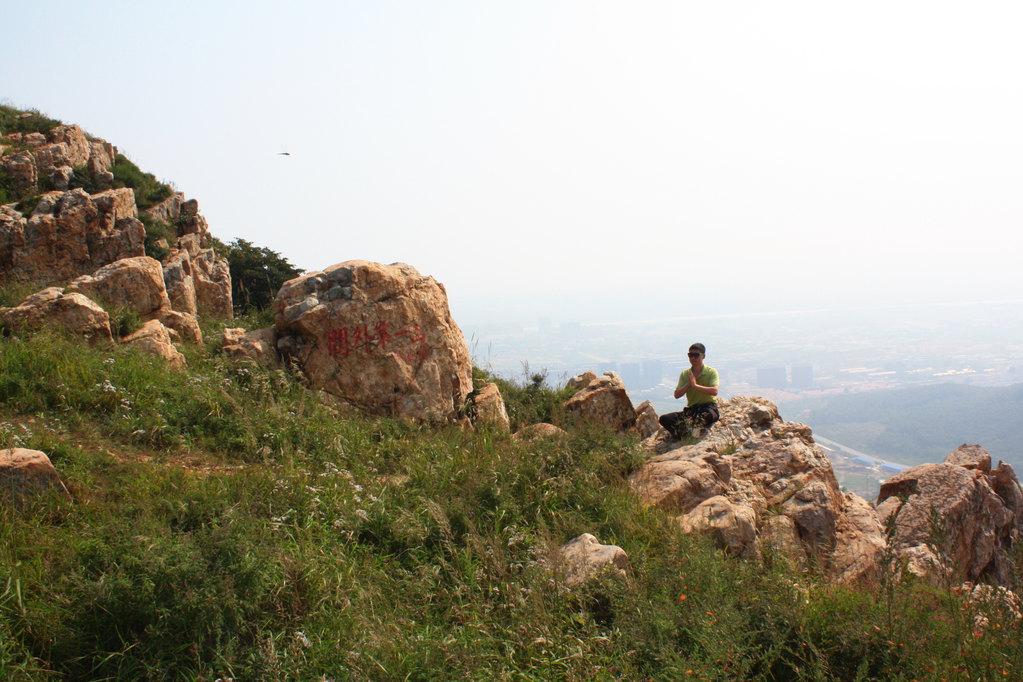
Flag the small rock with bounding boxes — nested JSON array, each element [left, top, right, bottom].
[[121, 319, 186, 369], [471, 383, 510, 432], [557, 533, 629, 587], [512, 423, 568, 442], [0, 448, 70, 500]]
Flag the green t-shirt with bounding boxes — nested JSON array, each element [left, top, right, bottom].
[[676, 365, 719, 406]]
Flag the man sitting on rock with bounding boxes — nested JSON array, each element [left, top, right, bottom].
[[658, 342, 720, 439]]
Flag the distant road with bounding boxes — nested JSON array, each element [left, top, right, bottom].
[[813, 434, 910, 472]]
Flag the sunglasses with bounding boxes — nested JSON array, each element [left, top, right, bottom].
[[687, 352, 702, 358]]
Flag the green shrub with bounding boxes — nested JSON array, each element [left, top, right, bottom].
[[218, 238, 303, 314], [472, 365, 576, 430], [0, 104, 61, 136], [140, 215, 173, 261], [110, 154, 172, 210]]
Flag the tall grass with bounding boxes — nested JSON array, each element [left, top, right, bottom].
[[0, 333, 1020, 679]]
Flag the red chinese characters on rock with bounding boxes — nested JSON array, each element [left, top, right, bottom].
[[325, 321, 429, 363]]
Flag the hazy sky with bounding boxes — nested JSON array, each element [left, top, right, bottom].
[[3, 2, 1021, 323]]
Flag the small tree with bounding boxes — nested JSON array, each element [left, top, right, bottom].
[[222, 238, 302, 313]]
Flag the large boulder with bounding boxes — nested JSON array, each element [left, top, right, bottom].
[[471, 382, 510, 432], [877, 444, 1022, 586], [192, 248, 233, 319], [273, 260, 473, 421], [630, 396, 879, 580], [0, 287, 112, 342], [0, 188, 144, 285], [563, 372, 636, 431], [0, 448, 71, 500], [1, 151, 38, 196], [120, 319, 185, 369], [66, 256, 170, 318], [557, 533, 630, 587], [633, 400, 661, 439]]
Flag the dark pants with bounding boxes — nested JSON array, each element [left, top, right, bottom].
[[659, 403, 720, 439]]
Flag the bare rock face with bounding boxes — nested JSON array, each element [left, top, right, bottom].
[[0, 287, 112, 342], [161, 248, 197, 315], [630, 396, 881, 580], [830, 492, 887, 583], [557, 533, 630, 587], [121, 319, 185, 369], [634, 400, 661, 439], [877, 444, 1022, 586], [273, 260, 473, 421], [513, 423, 569, 442], [157, 309, 202, 345], [143, 192, 184, 224], [472, 382, 511, 432], [0, 448, 71, 500], [0, 188, 145, 285], [563, 372, 636, 432], [67, 256, 170, 318], [1, 151, 38, 196], [221, 326, 278, 367], [192, 249, 233, 319]]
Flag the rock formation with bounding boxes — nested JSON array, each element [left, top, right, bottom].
[[0, 448, 71, 500], [563, 372, 636, 432], [120, 319, 186, 369], [877, 444, 1023, 586], [0, 188, 145, 286], [513, 423, 569, 442], [0, 287, 112, 342], [471, 382, 511, 432], [222, 326, 278, 367], [630, 397, 885, 583], [557, 533, 630, 587], [273, 260, 473, 421]]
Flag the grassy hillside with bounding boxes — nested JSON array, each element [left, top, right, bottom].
[[787, 383, 1023, 467], [0, 330, 1020, 679]]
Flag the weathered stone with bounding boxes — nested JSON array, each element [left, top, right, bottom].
[[1, 151, 38, 196], [557, 533, 630, 587], [143, 192, 184, 224], [32, 142, 71, 188], [0, 287, 112, 342], [945, 444, 992, 472], [0, 448, 70, 500], [472, 382, 510, 432], [678, 495, 758, 557], [566, 371, 597, 390], [161, 248, 197, 315], [512, 423, 569, 442], [87, 139, 116, 185], [563, 372, 636, 431], [158, 309, 202, 344], [631, 397, 870, 577], [47, 125, 90, 167], [67, 256, 170, 318], [829, 492, 886, 583], [760, 514, 805, 564], [0, 189, 144, 285], [878, 461, 1015, 584], [221, 326, 278, 367], [91, 188, 137, 222], [273, 260, 472, 421], [192, 249, 233, 319], [121, 319, 185, 369], [633, 400, 661, 439]]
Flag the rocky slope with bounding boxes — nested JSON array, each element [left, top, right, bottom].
[[1, 113, 232, 363]]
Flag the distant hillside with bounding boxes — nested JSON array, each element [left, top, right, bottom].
[[785, 382, 1023, 467]]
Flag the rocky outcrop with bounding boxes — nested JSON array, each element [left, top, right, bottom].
[[161, 248, 197, 315], [877, 444, 1022, 586], [566, 371, 597, 390], [191, 248, 232, 319], [0, 188, 145, 286], [273, 260, 473, 421], [120, 319, 185, 369], [633, 400, 661, 439], [630, 396, 883, 582], [471, 383, 511, 432], [67, 256, 170, 318], [1, 125, 114, 197], [0, 287, 112, 342], [222, 327, 278, 367], [557, 533, 630, 587], [513, 423, 569, 442], [0, 448, 71, 500], [563, 372, 636, 431]]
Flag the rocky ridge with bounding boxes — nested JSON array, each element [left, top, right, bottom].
[[1, 117, 233, 367]]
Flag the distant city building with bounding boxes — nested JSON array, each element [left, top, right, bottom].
[[757, 366, 788, 389], [641, 359, 664, 389], [791, 365, 814, 390]]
